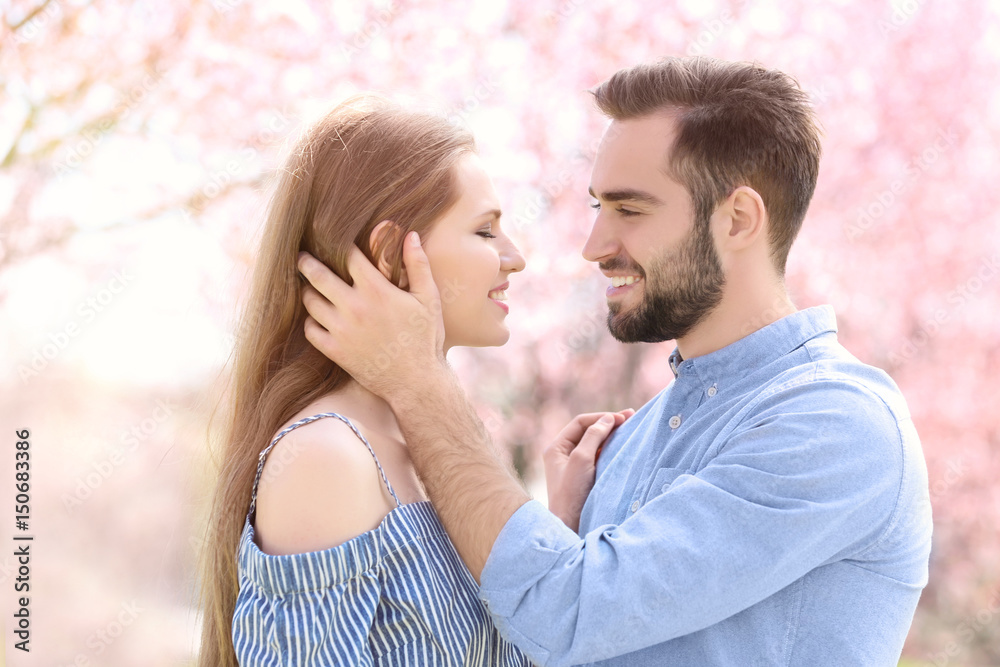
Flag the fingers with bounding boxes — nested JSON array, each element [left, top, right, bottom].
[[545, 411, 619, 463], [546, 409, 633, 460], [617, 408, 636, 421], [400, 232, 439, 305], [301, 283, 340, 335], [573, 414, 616, 464], [344, 243, 391, 288], [303, 314, 337, 360], [298, 252, 350, 304], [551, 412, 613, 453]]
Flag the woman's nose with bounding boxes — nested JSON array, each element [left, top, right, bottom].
[[502, 235, 526, 273]]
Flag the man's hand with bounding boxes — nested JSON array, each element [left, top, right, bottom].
[[300, 232, 526, 580], [544, 409, 634, 532], [299, 231, 445, 401]]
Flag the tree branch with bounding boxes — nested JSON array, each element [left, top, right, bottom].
[[5, 0, 57, 33]]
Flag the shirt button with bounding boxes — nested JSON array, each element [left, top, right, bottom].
[[669, 415, 681, 429], [707, 385, 717, 397], [630, 500, 639, 512], [662, 484, 670, 492]]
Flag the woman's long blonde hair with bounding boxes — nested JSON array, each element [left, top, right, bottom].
[[197, 95, 475, 667]]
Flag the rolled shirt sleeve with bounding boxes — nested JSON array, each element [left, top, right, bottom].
[[478, 378, 907, 667]]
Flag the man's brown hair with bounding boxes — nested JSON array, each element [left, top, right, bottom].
[[592, 56, 822, 274]]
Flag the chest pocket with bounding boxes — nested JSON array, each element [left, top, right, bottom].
[[644, 467, 688, 504]]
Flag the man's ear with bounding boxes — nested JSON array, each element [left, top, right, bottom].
[[369, 220, 410, 290], [714, 186, 767, 251]]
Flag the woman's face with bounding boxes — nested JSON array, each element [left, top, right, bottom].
[[421, 153, 526, 350]]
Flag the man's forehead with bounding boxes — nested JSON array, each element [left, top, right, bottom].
[[592, 115, 681, 194], [599, 113, 678, 149]]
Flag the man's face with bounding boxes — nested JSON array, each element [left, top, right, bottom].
[[584, 113, 725, 343]]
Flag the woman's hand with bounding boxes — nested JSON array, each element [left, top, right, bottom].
[[543, 409, 634, 533]]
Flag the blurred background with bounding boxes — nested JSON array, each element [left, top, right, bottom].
[[1, 0, 997, 664]]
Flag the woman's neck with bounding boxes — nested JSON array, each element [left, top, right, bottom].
[[332, 379, 404, 441]]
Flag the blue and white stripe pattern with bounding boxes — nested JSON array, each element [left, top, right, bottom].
[[232, 412, 531, 666]]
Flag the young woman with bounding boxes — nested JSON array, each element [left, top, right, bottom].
[[198, 94, 627, 666], [196, 94, 528, 666]]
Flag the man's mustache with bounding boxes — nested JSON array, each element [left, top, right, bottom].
[[599, 257, 645, 278]]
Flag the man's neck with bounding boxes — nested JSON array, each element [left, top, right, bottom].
[[676, 283, 796, 361]]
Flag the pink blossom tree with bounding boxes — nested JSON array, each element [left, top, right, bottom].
[[1, 0, 996, 663]]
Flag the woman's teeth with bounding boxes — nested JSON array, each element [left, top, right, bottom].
[[488, 289, 507, 301], [611, 276, 641, 288]]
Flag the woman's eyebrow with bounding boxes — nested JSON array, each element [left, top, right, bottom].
[[476, 208, 503, 220]]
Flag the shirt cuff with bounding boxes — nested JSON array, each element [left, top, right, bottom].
[[479, 499, 580, 618]]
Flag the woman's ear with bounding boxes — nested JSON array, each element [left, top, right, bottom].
[[368, 220, 409, 290]]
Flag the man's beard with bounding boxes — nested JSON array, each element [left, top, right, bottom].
[[605, 219, 726, 344]]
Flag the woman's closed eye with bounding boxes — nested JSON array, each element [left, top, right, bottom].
[[477, 229, 497, 239]]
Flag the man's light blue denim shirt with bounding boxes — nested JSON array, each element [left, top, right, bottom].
[[479, 306, 932, 666]]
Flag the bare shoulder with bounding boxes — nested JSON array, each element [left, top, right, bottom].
[[254, 415, 396, 556]]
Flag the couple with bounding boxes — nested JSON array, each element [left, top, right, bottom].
[[199, 57, 932, 666]]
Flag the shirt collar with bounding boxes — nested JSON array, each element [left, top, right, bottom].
[[669, 305, 838, 382]]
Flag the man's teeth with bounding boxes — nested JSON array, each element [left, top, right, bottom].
[[488, 289, 507, 301], [611, 276, 641, 288]]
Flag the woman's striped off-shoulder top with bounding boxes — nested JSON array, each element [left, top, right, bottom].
[[231, 412, 531, 666]]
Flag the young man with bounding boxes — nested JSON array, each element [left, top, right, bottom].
[[298, 57, 932, 666]]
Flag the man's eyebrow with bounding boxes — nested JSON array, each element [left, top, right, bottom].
[[588, 187, 664, 206]]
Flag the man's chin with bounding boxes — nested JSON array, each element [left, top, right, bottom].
[[606, 308, 683, 344], [606, 310, 643, 343]]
